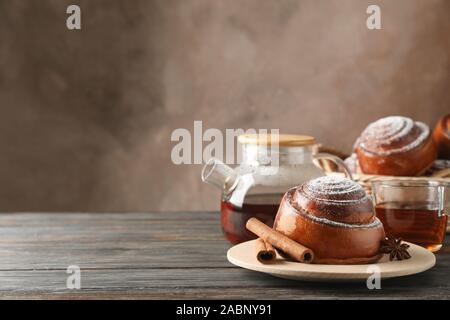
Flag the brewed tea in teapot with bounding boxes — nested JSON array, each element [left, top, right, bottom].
[[202, 134, 351, 244]]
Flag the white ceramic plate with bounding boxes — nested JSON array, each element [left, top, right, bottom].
[[227, 240, 436, 282]]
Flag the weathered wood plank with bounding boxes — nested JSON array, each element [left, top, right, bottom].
[[0, 212, 231, 270], [0, 212, 218, 223], [0, 266, 448, 300], [0, 212, 222, 246], [0, 240, 232, 269], [0, 212, 448, 299]]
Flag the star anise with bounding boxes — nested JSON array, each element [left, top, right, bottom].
[[380, 237, 411, 261]]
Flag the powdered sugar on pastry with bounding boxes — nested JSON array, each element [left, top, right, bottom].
[[302, 176, 369, 206], [358, 116, 430, 156]]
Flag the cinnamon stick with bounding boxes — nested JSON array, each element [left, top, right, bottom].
[[246, 218, 314, 263], [255, 238, 276, 263]]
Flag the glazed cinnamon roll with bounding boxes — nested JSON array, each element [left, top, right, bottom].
[[355, 116, 437, 176], [433, 114, 450, 160], [274, 176, 385, 264]]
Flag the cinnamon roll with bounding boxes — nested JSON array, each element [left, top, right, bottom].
[[355, 116, 437, 176], [274, 176, 385, 264], [433, 114, 450, 160]]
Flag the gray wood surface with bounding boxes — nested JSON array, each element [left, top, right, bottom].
[[0, 212, 448, 299]]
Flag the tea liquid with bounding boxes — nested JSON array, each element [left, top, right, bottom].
[[375, 201, 447, 252], [221, 194, 282, 244]]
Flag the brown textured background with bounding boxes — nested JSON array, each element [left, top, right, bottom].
[[0, 0, 448, 212]]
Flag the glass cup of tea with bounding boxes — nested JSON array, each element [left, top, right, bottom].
[[371, 180, 449, 252]]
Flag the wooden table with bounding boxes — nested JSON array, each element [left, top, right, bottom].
[[0, 212, 448, 299]]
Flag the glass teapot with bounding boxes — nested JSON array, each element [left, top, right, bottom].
[[201, 134, 352, 244]]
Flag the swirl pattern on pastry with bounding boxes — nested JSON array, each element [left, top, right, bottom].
[[273, 176, 385, 264], [292, 176, 380, 226], [355, 116, 437, 176], [358, 116, 430, 156]]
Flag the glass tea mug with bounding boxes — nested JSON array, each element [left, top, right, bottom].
[[201, 134, 352, 244], [372, 180, 449, 252]]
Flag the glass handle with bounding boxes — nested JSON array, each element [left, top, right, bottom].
[[313, 153, 353, 180]]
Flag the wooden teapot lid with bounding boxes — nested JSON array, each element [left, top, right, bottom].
[[238, 134, 315, 147]]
